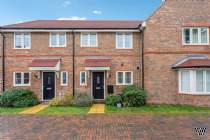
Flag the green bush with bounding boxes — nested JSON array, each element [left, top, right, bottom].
[[122, 85, 147, 107], [105, 95, 122, 106], [50, 95, 73, 106], [0, 88, 39, 107], [73, 93, 92, 107]]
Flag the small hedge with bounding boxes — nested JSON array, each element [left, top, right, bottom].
[[0, 88, 39, 107], [73, 93, 92, 107], [105, 86, 147, 107], [105, 95, 122, 106], [50, 95, 73, 106]]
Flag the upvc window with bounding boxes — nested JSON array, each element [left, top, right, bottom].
[[14, 33, 31, 49], [13, 72, 30, 86], [50, 32, 66, 47], [179, 69, 210, 94], [80, 71, 87, 86], [116, 33, 133, 49], [182, 27, 209, 45], [81, 33, 97, 47], [116, 71, 133, 85], [61, 71, 68, 86]]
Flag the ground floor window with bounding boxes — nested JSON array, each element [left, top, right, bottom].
[[80, 71, 87, 86], [13, 72, 30, 86], [116, 71, 133, 85], [179, 69, 210, 94], [61, 71, 68, 86]]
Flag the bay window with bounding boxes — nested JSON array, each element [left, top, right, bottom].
[[179, 69, 210, 94]]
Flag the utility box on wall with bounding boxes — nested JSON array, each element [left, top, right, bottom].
[[107, 85, 114, 95]]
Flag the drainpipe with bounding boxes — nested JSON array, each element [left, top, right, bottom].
[[139, 22, 146, 89], [0, 29, 5, 92], [72, 29, 75, 97]]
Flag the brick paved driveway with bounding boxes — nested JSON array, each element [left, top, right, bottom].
[[0, 114, 210, 140]]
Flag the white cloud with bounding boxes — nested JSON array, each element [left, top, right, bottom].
[[57, 16, 87, 20], [92, 10, 102, 15], [62, 1, 71, 7]]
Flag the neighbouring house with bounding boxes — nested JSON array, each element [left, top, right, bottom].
[[1, 0, 210, 106]]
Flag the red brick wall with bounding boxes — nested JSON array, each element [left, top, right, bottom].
[[3, 32, 142, 100], [144, 0, 210, 106]]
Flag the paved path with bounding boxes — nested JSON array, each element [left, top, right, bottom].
[[0, 114, 210, 140], [19, 103, 49, 114], [88, 104, 105, 114]]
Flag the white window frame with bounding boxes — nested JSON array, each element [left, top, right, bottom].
[[80, 32, 98, 47], [60, 71, 68, 86], [80, 71, 87, 86], [49, 32, 67, 47], [14, 32, 31, 49], [116, 71, 133, 85], [178, 69, 210, 95], [116, 33, 133, 49], [13, 72, 31, 86], [182, 27, 209, 45]]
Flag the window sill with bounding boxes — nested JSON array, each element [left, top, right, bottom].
[[81, 46, 98, 48], [179, 92, 210, 95], [116, 48, 133, 50], [13, 84, 31, 87], [13, 48, 31, 50]]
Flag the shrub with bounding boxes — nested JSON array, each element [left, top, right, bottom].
[[50, 95, 73, 106], [0, 88, 39, 107], [122, 85, 147, 107], [105, 95, 122, 106], [73, 93, 92, 107]]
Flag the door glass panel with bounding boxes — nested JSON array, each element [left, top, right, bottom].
[[97, 76, 100, 84]]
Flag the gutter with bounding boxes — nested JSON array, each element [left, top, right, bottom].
[[139, 22, 146, 89], [0, 28, 5, 92]]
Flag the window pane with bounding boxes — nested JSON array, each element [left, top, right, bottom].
[[117, 72, 123, 84], [15, 34, 22, 48], [15, 73, 22, 84], [81, 34, 89, 46], [206, 70, 210, 92], [125, 72, 132, 84], [181, 71, 190, 92], [201, 28, 208, 44], [116, 34, 123, 48], [81, 72, 86, 84], [90, 34, 97, 46], [51, 33, 57, 46], [24, 73, 29, 84], [124, 34, 132, 48], [59, 33, 66, 46], [183, 29, 190, 44], [196, 70, 204, 92], [24, 34, 30, 48], [192, 28, 199, 44], [62, 72, 67, 84]]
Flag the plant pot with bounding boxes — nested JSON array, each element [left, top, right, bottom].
[[116, 102, 122, 108]]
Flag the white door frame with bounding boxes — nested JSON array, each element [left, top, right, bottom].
[[91, 71, 106, 100], [42, 71, 56, 101]]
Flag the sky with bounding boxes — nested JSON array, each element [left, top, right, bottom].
[[0, 0, 162, 26]]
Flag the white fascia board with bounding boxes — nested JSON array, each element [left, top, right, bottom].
[[85, 67, 110, 71]]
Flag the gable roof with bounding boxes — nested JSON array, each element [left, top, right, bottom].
[[1, 20, 142, 30]]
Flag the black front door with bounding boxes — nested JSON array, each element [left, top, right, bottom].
[[92, 72, 104, 99], [43, 72, 55, 100]]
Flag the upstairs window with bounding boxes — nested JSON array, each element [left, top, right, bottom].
[[182, 27, 209, 45], [14, 33, 31, 49], [81, 33, 97, 47], [116, 33, 133, 49], [50, 32, 66, 47]]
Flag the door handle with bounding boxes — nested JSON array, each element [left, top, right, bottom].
[[46, 87, 52, 90], [96, 87, 101, 90]]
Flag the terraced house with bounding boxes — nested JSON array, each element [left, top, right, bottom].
[[1, 0, 210, 106]]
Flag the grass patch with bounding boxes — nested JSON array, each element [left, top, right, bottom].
[[38, 106, 90, 115], [0, 107, 27, 114], [105, 104, 210, 114]]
